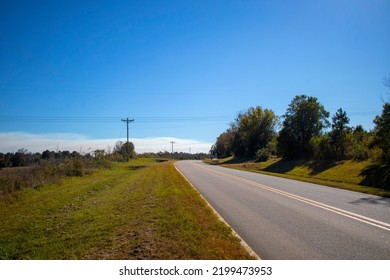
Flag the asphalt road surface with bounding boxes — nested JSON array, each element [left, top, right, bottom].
[[175, 160, 390, 260]]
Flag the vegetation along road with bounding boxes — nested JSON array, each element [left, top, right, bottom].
[[0, 159, 253, 260], [176, 160, 390, 260]]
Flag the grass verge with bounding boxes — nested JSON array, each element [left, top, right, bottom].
[[210, 158, 390, 197], [0, 159, 253, 260]]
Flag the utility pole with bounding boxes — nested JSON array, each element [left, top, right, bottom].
[[121, 118, 134, 162], [170, 141, 175, 157]]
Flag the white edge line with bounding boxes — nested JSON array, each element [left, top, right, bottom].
[[174, 162, 261, 260]]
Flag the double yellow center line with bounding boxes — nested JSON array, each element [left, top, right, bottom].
[[194, 163, 390, 232]]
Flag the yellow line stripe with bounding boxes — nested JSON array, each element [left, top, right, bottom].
[[194, 162, 390, 232]]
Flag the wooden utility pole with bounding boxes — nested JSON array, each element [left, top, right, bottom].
[[121, 118, 134, 162]]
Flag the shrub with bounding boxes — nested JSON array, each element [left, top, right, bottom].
[[310, 136, 333, 160], [255, 148, 270, 162], [64, 158, 85, 177]]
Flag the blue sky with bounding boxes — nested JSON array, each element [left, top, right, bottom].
[[1, 0, 389, 153]]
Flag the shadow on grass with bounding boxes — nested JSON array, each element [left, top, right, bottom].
[[263, 160, 300, 173], [223, 157, 253, 164], [359, 163, 390, 191], [303, 161, 339, 176], [263, 159, 341, 176]]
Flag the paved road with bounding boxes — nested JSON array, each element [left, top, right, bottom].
[[175, 160, 390, 259]]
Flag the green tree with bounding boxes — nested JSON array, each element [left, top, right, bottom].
[[372, 102, 390, 165], [277, 95, 330, 159], [231, 106, 278, 158], [329, 108, 350, 158], [310, 134, 335, 160], [113, 141, 135, 161], [360, 78, 390, 189], [10, 148, 29, 167], [210, 129, 234, 158]]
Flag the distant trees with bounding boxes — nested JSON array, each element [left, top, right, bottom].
[[277, 95, 330, 159], [0, 149, 42, 168], [139, 151, 209, 160], [0, 142, 127, 168]]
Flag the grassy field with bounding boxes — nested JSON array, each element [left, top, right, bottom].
[[0, 159, 253, 260], [209, 157, 390, 197]]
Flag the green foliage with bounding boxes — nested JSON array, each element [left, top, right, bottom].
[[310, 135, 333, 160], [255, 148, 270, 162], [113, 141, 136, 161], [232, 106, 278, 158], [360, 102, 390, 189], [277, 95, 330, 159], [210, 83, 390, 189], [371, 103, 390, 165], [92, 149, 113, 169], [210, 129, 234, 158], [344, 126, 372, 161], [212, 106, 278, 159], [64, 158, 85, 177], [329, 108, 350, 158]]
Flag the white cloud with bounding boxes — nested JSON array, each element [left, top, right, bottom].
[[0, 132, 212, 154]]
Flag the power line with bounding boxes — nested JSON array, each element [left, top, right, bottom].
[[0, 115, 233, 123]]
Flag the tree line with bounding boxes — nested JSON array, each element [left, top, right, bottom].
[[210, 95, 389, 163], [211, 80, 390, 188], [0, 140, 132, 168], [0, 140, 208, 168]]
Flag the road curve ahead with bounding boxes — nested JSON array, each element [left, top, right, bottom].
[[175, 160, 390, 260]]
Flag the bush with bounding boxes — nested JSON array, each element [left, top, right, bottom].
[[310, 136, 333, 160], [255, 148, 270, 162], [350, 144, 370, 161], [93, 157, 112, 169], [64, 158, 85, 177]]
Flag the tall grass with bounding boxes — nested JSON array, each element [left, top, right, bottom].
[[0, 157, 112, 196]]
